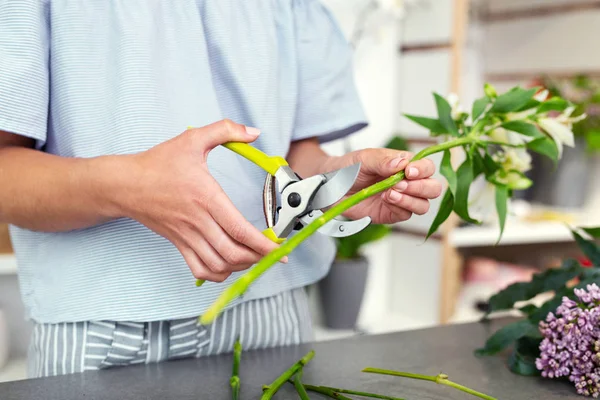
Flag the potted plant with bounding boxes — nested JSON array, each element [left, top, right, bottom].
[[317, 135, 407, 330]]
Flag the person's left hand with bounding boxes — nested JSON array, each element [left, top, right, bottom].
[[322, 149, 442, 224]]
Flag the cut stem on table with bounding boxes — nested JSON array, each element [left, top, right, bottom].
[[260, 350, 315, 400], [362, 367, 497, 400], [230, 337, 241, 400]]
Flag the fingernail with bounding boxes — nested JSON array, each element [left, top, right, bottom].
[[280, 256, 289, 264], [245, 126, 261, 137], [389, 191, 402, 202], [395, 181, 408, 191], [389, 157, 405, 170], [407, 167, 418, 178]]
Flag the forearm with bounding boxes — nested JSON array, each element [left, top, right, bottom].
[[0, 146, 134, 232], [287, 138, 337, 177]]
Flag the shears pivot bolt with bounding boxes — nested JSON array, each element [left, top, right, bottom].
[[287, 192, 302, 208]]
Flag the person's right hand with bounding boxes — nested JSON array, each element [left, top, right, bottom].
[[122, 120, 285, 283]]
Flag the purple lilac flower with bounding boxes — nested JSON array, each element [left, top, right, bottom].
[[536, 284, 600, 397]]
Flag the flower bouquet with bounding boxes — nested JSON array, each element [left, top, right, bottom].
[[198, 82, 585, 325], [477, 226, 600, 397]]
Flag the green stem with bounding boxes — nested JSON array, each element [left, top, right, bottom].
[[260, 350, 315, 400], [362, 368, 497, 400], [317, 385, 405, 400], [482, 140, 526, 148], [292, 371, 310, 400], [200, 137, 474, 324], [303, 384, 354, 400], [230, 337, 242, 400]]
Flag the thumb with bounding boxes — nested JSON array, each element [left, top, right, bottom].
[[189, 119, 261, 152]]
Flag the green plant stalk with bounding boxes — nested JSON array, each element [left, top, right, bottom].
[[287, 380, 404, 400], [303, 384, 354, 400], [230, 337, 242, 400], [200, 136, 474, 324], [292, 371, 310, 400], [260, 350, 315, 400], [362, 368, 497, 400]]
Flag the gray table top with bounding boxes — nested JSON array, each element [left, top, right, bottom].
[[0, 319, 579, 399]]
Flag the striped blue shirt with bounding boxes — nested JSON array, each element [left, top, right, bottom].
[[0, 0, 367, 323]]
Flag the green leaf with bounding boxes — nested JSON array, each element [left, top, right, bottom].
[[518, 304, 539, 315], [571, 229, 600, 265], [508, 336, 542, 376], [490, 87, 539, 114], [440, 150, 457, 196], [336, 224, 391, 259], [527, 137, 559, 165], [404, 114, 447, 135], [486, 259, 583, 314], [426, 189, 453, 240], [528, 276, 600, 323], [583, 227, 600, 238], [385, 135, 409, 151], [495, 185, 509, 243], [537, 97, 570, 113], [501, 121, 544, 139], [515, 99, 541, 112], [434, 93, 459, 136], [472, 96, 490, 121], [475, 320, 539, 356], [453, 157, 479, 224]]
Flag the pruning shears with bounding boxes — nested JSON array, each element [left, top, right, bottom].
[[223, 142, 371, 243]]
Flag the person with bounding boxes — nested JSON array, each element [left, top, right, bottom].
[[0, 0, 442, 378]]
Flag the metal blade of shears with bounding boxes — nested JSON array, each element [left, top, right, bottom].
[[299, 210, 371, 237], [309, 163, 361, 210]]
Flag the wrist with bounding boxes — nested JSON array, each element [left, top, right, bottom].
[[84, 154, 142, 221]]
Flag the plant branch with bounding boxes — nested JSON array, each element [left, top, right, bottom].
[[362, 368, 497, 400], [260, 350, 315, 400], [292, 372, 310, 400], [230, 337, 242, 400], [303, 384, 354, 400], [482, 140, 526, 148], [200, 136, 475, 324]]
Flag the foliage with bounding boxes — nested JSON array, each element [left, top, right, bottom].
[[538, 74, 600, 152], [476, 226, 600, 380]]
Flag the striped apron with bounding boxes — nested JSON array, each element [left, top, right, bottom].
[[27, 288, 313, 378]]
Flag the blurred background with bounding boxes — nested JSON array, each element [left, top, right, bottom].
[[1, 0, 600, 382]]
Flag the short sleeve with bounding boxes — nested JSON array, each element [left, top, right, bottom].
[[292, 0, 368, 143], [0, 0, 49, 149]]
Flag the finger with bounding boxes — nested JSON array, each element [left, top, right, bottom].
[[354, 148, 413, 177], [208, 189, 282, 257], [189, 119, 261, 154], [383, 189, 430, 215], [197, 212, 271, 268], [377, 196, 412, 223], [404, 159, 436, 180], [179, 246, 231, 282], [192, 235, 253, 274], [392, 178, 443, 200]]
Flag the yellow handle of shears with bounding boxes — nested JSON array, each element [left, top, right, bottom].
[[222, 142, 288, 176], [222, 143, 287, 243]]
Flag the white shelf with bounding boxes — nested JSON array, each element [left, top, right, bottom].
[[450, 220, 575, 248], [0, 254, 17, 275]]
